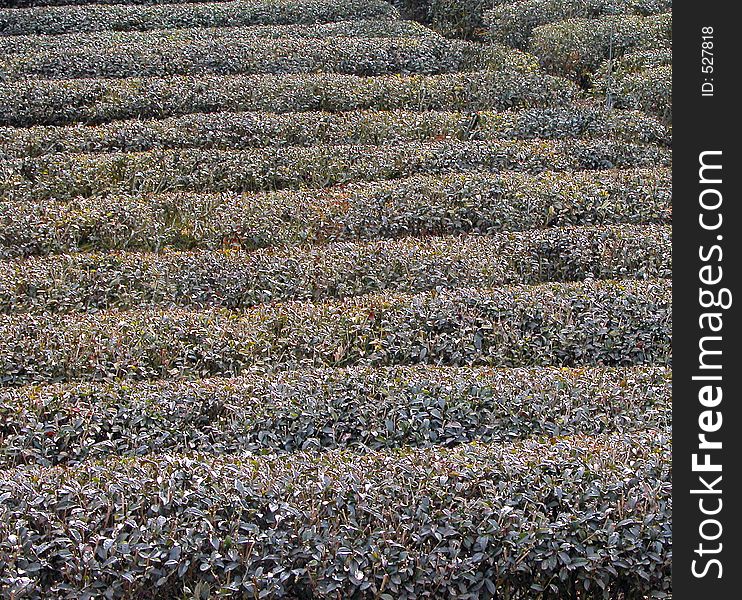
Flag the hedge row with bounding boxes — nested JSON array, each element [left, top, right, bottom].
[[595, 52, 672, 122], [0, 20, 438, 55], [1, 37, 485, 81], [0, 140, 672, 202], [0, 224, 672, 314], [5, 1, 239, 8], [422, 0, 493, 39], [0, 363, 671, 467], [529, 12, 672, 82], [608, 64, 672, 122], [0, 279, 672, 386], [0, 168, 672, 257], [0, 431, 672, 598], [390, 0, 497, 39], [486, 0, 673, 49], [601, 47, 672, 74], [0, 0, 399, 35], [0, 107, 670, 160], [0, 68, 576, 127], [593, 48, 671, 88], [411, 0, 670, 40]]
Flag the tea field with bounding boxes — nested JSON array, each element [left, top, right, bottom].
[[0, 0, 672, 598]]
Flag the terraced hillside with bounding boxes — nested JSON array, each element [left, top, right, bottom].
[[0, 1, 671, 598]]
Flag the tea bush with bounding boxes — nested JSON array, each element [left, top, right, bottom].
[[0, 224, 671, 313], [594, 52, 672, 121], [0, 140, 672, 201], [0, 0, 399, 35], [0, 279, 672, 386], [0, 1, 674, 595], [391, 0, 499, 38], [0, 168, 671, 257], [0, 107, 670, 159], [0, 69, 576, 127], [1, 36, 485, 80], [0, 20, 438, 55], [0, 431, 672, 598], [486, 0, 672, 49], [610, 65, 671, 121], [5, 0, 220, 6], [0, 364, 670, 466], [529, 12, 671, 82]]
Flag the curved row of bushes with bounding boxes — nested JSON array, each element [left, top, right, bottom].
[[0, 2, 675, 598], [0, 365, 671, 467], [413, 0, 493, 39], [0, 168, 672, 257], [0, 107, 670, 160], [0, 68, 576, 127], [529, 12, 671, 81], [4, 0, 224, 6], [0, 0, 399, 35], [487, 0, 672, 49], [608, 64, 672, 122], [592, 48, 671, 91], [0, 431, 672, 598], [0, 278, 672, 385], [2, 0, 221, 6], [0, 19, 438, 55], [0, 224, 672, 313], [0, 140, 672, 201], [594, 51, 672, 122], [598, 47, 671, 75], [390, 0, 498, 39], [1, 36, 486, 81]]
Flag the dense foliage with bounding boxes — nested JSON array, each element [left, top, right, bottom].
[[0, 224, 671, 313], [0, 68, 576, 127], [529, 12, 671, 82], [1, 168, 671, 257], [0, 107, 670, 159], [0, 0, 399, 35], [1, 365, 670, 467], [486, 0, 672, 49], [0, 139, 671, 202], [0, 278, 671, 386], [0, 431, 671, 598], [0, 0, 672, 596]]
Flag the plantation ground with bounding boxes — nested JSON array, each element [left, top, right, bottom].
[[0, 1, 672, 598]]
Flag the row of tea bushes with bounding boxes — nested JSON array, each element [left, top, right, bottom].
[[0, 225, 672, 313], [0, 431, 672, 598], [594, 51, 672, 122], [0, 363, 670, 467], [390, 0, 498, 39], [0, 19, 439, 55], [592, 48, 671, 90], [0, 168, 672, 257], [1, 36, 486, 81], [594, 50, 672, 120], [607, 64, 672, 122], [600, 47, 672, 74], [0, 0, 399, 35], [0, 69, 575, 127], [393, 0, 669, 40], [0, 107, 670, 160], [4, 0, 222, 7], [416, 0, 493, 39], [0, 279, 672, 385], [0, 140, 672, 201], [529, 12, 672, 82], [486, 0, 672, 50]]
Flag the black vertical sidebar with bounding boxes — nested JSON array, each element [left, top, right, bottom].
[[674, 2, 740, 597]]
